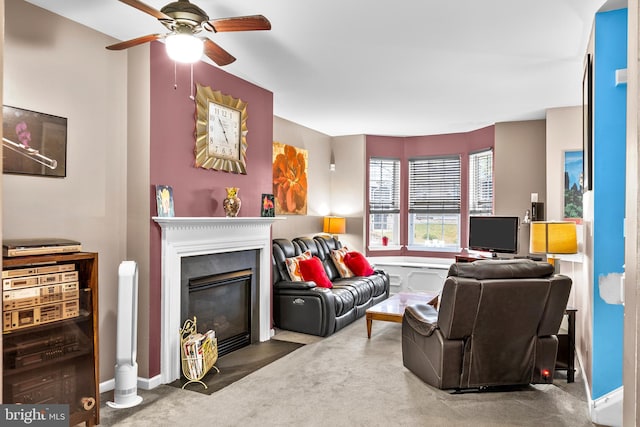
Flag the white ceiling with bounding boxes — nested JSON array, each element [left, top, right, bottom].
[[24, 0, 607, 137]]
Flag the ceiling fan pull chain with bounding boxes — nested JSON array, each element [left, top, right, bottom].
[[173, 60, 177, 90], [190, 63, 195, 100]]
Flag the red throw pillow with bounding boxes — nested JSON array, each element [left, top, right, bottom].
[[299, 256, 333, 288], [344, 251, 375, 276]]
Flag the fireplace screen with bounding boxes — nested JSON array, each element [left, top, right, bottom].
[[186, 269, 252, 356]]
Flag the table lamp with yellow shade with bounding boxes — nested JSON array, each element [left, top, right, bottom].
[[323, 216, 346, 238], [529, 221, 578, 273]]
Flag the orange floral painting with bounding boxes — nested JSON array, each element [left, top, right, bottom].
[[273, 142, 308, 215]]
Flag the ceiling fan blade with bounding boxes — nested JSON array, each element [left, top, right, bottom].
[[106, 34, 162, 50], [207, 15, 271, 33], [203, 39, 236, 66], [119, 0, 172, 21]]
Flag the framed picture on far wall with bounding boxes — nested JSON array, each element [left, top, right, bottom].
[[3, 105, 67, 177], [563, 150, 583, 223]]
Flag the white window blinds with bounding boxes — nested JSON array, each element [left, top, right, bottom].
[[408, 156, 461, 214], [369, 158, 400, 214], [468, 149, 494, 215]]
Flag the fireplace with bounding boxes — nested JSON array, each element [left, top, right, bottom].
[[182, 249, 259, 356], [153, 216, 282, 384], [186, 270, 252, 355]]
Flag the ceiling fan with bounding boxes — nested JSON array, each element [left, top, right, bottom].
[[106, 0, 271, 65]]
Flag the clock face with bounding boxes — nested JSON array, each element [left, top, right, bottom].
[[207, 101, 241, 160]]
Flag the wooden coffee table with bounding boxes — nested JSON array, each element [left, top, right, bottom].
[[366, 292, 437, 338]]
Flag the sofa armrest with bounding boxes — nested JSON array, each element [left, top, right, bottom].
[[274, 280, 317, 290], [405, 304, 439, 337], [273, 284, 336, 336]]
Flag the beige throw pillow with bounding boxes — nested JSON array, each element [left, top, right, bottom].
[[330, 247, 354, 278], [285, 250, 312, 281]]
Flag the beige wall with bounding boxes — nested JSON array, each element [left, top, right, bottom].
[[545, 107, 583, 221], [126, 44, 152, 378], [272, 116, 332, 239], [546, 106, 592, 387], [330, 135, 366, 252], [270, 123, 366, 252], [494, 120, 547, 256], [3, 1, 128, 382]]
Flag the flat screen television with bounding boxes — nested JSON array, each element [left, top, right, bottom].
[[468, 216, 519, 256]]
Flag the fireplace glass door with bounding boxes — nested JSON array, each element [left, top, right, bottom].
[[187, 269, 252, 356]]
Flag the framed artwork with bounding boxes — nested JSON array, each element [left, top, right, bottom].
[[194, 83, 248, 174], [156, 185, 175, 217], [3, 105, 67, 177], [582, 53, 593, 192], [272, 142, 308, 215], [563, 150, 583, 223], [261, 194, 275, 217]]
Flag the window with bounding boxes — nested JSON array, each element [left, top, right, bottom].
[[369, 158, 400, 246], [408, 156, 461, 251], [366, 144, 494, 254], [469, 149, 493, 216]]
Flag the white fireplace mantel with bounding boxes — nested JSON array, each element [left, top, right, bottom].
[[152, 216, 284, 383]]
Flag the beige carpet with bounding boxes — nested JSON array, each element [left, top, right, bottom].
[[99, 318, 596, 427]]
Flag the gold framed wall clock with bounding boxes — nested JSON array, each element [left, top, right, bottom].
[[195, 83, 248, 174]]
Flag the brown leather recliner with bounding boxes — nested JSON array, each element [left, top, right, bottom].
[[402, 259, 571, 390]]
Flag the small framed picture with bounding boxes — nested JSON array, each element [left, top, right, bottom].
[[156, 185, 175, 217], [261, 193, 275, 217]]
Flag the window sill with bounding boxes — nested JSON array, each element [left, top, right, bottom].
[[368, 256, 453, 269], [405, 245, 460, 253], [368, 245, 403, 252]]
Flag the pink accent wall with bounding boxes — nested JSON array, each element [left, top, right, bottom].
[[148, 42, 274, 376], [365, 125, 495, 257]]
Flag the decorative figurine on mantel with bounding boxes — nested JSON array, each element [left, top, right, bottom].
[[223, 187, 241, 217]]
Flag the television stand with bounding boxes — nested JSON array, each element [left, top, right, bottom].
[[455, 254, 487, 263], [456, 254, 546, 263], [455, 254, 512, 262]]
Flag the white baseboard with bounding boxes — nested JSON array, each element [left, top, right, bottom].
[[590, 386, 623, 427], [138, 374, 163, 390], [576, 350, 623, 427], [99, 378, 115, 394], [99, 374, 164, 394]]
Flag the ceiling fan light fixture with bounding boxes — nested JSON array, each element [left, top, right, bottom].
[[165, 33, 203, 63]]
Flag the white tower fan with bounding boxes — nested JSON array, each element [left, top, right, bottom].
[[107, 261, 143, 408]]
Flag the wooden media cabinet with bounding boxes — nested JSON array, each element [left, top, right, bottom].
[[2, 252, 99, 426]]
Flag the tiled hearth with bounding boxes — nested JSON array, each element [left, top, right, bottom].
[[153, 217, 282, 383]]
